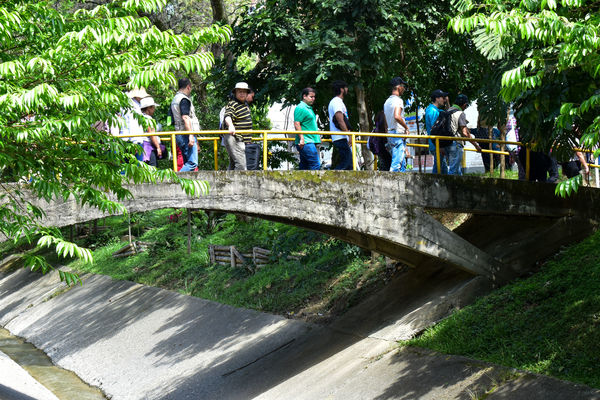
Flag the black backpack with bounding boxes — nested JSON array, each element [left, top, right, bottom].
[[430, 108, 459, 147]]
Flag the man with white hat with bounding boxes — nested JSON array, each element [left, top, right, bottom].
[[122, 87, 149, 151], [223, 82, 253, 170], [170, 78, 200, 171]]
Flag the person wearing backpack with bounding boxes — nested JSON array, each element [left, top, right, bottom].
[[425, 89, 449, 174], [447, 94, 482, 175], [368, 110, 392, 171], [383, 77, 410, 172]]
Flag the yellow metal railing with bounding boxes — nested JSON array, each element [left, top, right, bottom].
[[116, 130, 597, 181]]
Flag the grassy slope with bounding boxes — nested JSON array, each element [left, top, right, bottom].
[[407, 229, 600, 388], [67, 209, 389, 320]]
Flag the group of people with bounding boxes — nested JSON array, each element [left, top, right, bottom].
[[116, 87, 165, 167], [116, 76, 591, 181]]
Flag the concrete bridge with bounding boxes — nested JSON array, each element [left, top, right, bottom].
[[7, 171, 600, 283]]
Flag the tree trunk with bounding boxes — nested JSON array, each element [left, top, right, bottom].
[[354, 81, 374, 170], [210, 0, 229, 60]]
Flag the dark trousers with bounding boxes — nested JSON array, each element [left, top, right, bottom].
[[377, 149, 392, 171], [333, 139, 353, 170], [245, 142, 261, 170]]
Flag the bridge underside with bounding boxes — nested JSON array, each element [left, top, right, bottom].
[[5, 171, 599, 284]]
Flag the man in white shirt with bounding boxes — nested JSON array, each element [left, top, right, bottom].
[[328, 80, 352, 170], [383, 77, 409, 172]]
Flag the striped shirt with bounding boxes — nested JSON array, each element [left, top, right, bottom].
[[224, 99, 253, 142]]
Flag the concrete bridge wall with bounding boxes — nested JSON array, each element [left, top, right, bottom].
[[5, 171, 599, 283]]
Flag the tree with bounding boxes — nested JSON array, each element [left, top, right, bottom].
[[228, 0, 489, 138], [450, 0, 600, 194], [0, 0, 231, 283]]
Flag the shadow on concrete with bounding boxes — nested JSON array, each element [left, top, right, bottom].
[[0, 384, 41, 400]]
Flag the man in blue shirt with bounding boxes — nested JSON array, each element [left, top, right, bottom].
[[425, 89, 448, 174]]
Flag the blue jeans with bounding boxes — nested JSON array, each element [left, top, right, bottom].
[[387, 134, 406, 172], [333, 139, 352, 170], [298, 143, 321, 170], [176, 134, 198, 172], [429, 140, 448, 174], [447, 142, 463, 175]]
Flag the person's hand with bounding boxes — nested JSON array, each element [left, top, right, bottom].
[[298, 138, 305, 149], [157, 149, 162, 158], [188, 135, 195, 147], [475, 143, 482, 152]]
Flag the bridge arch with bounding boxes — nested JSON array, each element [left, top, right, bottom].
[[9, 171, 600, 283]]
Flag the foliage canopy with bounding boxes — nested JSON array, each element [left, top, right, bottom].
[[450, 0, 600, 193], [0, 0, 230, 282]]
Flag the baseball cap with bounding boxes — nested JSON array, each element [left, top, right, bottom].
[[390, 77, 408, 87], [455, 94, 469, 106], [431, 89, 449, 100]]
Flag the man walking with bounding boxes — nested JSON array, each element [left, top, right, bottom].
[[328, 80, 352, 170], [294, 88, 321, 170], [171, 78, 199, 171], [223, 82, 253, 170], [383, 77, 410, 172], [425, 89, 449, 174], [447, 94, 481, 175]]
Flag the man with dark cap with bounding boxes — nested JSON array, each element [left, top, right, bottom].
[[425, 89, 449, 174], [383, 77, 410, 172], [447, 94, 481, 175]]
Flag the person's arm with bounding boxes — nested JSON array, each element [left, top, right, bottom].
[[394, 105, 409, 131], [461, 125, 482, 152], [293, 121, 305, 147], [225, 116, 235, 134], [151, 135, 162, 157], [576, 151, 589, 175], [335, 111, 348, 131]]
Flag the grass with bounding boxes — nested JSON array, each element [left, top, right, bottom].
[[405, 228, 600, 388], [65, 209, 389, 320]]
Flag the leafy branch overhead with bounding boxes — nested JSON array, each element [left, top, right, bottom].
[[450, 0, 600, 196], [0, 0, 226, 282]]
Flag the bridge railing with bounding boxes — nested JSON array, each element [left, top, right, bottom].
[[115, 130, 599, 180]]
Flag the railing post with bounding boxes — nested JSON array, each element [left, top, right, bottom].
[[525, 147, 530, 180], [351, 132, 356, 171], [435, 137, 441, 174], [171, 133, 177, 172], [213, 138, 218, 171], [262, 131, 268, 171]]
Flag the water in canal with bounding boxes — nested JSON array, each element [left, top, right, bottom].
[[0, 328, 106, 399]]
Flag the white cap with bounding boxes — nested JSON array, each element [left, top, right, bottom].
[[126, 87, 150, 99], [234, 82, 250, 91], [140, 96, 158, 109]]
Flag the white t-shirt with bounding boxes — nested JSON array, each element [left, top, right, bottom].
[[383, 95, 405, 134], [328, 96, 349, 142], [123, 99, 145, 144]]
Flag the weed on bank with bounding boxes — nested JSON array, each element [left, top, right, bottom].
[[406, 229, 600, 388]]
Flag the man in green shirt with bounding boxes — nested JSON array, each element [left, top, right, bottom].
[[293, 87, 321, 170]]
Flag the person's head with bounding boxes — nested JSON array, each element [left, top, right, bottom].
[[332, 80, 348, 97], [390, 77, 408, 95], [430, 89, 448, 108], [301, 87, 316, 105], [246, 87, 255, 103], [233, 82, 250, 102], [140, 97, 158, 116], [455, 94, 469, 110], [178, 78, 192, 95]]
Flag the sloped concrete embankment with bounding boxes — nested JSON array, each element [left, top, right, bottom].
[[1, 264, 600, 400]]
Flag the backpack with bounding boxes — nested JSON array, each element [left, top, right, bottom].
[[430, 108, 459, 147]]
